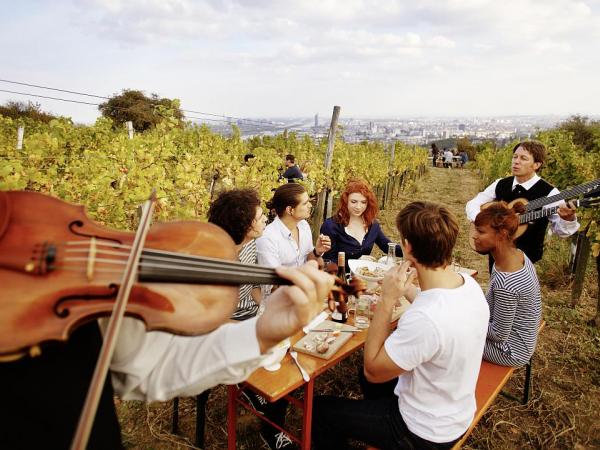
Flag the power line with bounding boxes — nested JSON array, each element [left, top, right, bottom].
[[0, 79, 109, 99], [0, 87, 311, 132], [0, 78, 283, 128], [0, 89, 101, 106]]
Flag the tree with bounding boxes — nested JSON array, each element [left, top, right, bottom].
[[457, 137, 476, 161], [99, 90, 184, 131], [0, 101, 56, 123], [559, 115, 600, 153]]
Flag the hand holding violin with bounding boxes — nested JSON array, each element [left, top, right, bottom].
[[256, 261, 334, 353]]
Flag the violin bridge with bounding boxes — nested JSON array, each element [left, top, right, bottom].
[[86, 236, 97, 281]]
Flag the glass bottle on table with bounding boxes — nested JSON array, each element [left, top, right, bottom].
[[386, 243, 397, 267], [332, 252, 348, 323]]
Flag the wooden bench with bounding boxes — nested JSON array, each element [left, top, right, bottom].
[[451, 319, 546, 449], [369, 320, 546, 450]]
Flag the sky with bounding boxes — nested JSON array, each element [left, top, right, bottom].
[[1, 0, 599, 123]]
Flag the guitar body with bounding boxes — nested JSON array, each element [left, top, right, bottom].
[[468, 198, 529, 251]]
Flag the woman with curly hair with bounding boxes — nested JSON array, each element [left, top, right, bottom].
[[471, 201, 542, 367], [320, 179, 401, 267], [208, 188, 267, 321]]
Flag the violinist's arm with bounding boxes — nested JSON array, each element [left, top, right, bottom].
[[107, 262, 333, 402]]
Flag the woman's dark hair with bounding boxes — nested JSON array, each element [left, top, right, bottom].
[[474, 201, 525, 240], [266, 183, 307, 217], [208, 189, 261, 245]]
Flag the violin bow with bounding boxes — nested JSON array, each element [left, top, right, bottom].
[[70, 190, 157, 450]]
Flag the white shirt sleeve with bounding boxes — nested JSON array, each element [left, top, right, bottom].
[[543, 188, 580, 237], [256, 234, 281, 268], [107, 317, 270, 402], [465, 179, 500, 222]]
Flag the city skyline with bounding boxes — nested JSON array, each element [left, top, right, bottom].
[[1, 0, 599, 123]]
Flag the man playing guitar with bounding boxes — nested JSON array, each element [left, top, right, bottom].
[[466, 140, 579, 264]]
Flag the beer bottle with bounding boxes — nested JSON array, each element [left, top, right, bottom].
[[332, 252, 348, 323]]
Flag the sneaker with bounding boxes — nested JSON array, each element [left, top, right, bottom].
[[260, 430, 297, 450], [239, 387, 268, 414]]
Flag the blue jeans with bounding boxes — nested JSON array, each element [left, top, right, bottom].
[[312, 370, 460, 450]]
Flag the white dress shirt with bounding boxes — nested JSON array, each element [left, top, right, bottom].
[[106, 317, 271, 402], [255, 216, 315, 268], [465, 174, 580, 237]]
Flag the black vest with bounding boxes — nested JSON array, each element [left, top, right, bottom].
[[0, 322, 123, 450], [495, 176, 554, 263]]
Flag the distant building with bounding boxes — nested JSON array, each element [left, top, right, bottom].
[[314, 113, 319, 128]]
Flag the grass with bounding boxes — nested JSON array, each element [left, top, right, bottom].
[[116, 166, 600, 449]]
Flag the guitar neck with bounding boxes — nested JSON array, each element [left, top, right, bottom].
[[525, 178, 600, 211], [519, 205, 560, 224]]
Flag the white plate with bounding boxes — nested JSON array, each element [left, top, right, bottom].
[[348, 260, 390, 283]]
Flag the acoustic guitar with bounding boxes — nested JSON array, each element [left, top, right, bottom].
[[469, 178, 600, 250]]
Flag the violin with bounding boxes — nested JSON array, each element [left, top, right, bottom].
[[0, 190, 362, 360]]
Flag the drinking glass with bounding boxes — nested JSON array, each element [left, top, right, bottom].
[[355, 295, 373, 329]]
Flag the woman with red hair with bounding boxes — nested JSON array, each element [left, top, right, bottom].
[[320, 179, 401, 267]]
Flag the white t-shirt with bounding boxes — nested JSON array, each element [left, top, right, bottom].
[[384, 274, 489, 443], [256, 216, 314, 268]]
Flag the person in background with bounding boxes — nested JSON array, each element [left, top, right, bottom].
[[472, 202, 542, 367], [312, 201, 489, 449], [208, 188, 267, 321], [320, 179, 401, 270], [443, 147, 454, 168], [466, 140, 578, 265], [431, 143, 439, 167], [459, 150, 468, 168], [280, 154, 304, 182]]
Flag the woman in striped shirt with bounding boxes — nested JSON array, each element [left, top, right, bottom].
[[208, 188, 267, 321], [471, 201, 542, 367]]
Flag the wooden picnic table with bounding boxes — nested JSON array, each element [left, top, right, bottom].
[[226, 266, 477, 450]]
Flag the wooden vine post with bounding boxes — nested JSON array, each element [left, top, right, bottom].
[[313, 105, 340, 242]]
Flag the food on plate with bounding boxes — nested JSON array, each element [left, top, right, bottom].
[[303, 341, 316, 352], [357, 266, 386, 278], [316, 342, 330, 354]]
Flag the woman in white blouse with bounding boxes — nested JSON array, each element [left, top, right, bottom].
[[257, 183, 330, 268]]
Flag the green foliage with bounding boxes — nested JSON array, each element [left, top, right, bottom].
[[558, 115, 600, 153], [98, 90, 184, 131], [0, 101, 57, 124], [0, 117, 426, 231]]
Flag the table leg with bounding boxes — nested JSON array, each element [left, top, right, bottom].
[[227, 385, 238, 450], [301, 379, 315, 450]]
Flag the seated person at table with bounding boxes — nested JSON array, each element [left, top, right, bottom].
[[257, 183, 330, 269], [472, 202, 542, 367], [208, 188, 267, 321], [320, 179, 401, 268], [312, 201, 489, 450], [0, 261, 334, 450]]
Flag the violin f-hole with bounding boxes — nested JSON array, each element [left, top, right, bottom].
[[53, 284, 119, 318], [68, 220, 122, 247]]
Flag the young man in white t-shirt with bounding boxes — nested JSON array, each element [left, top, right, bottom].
[[312, 201, 490, 449]]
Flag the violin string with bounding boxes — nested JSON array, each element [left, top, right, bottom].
[[60, 240, 278, 275], [52, 260, 284, 284]]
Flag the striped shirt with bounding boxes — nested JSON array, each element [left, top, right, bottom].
[[483, 253, 542, 367], [231, 240, 261, 321]]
